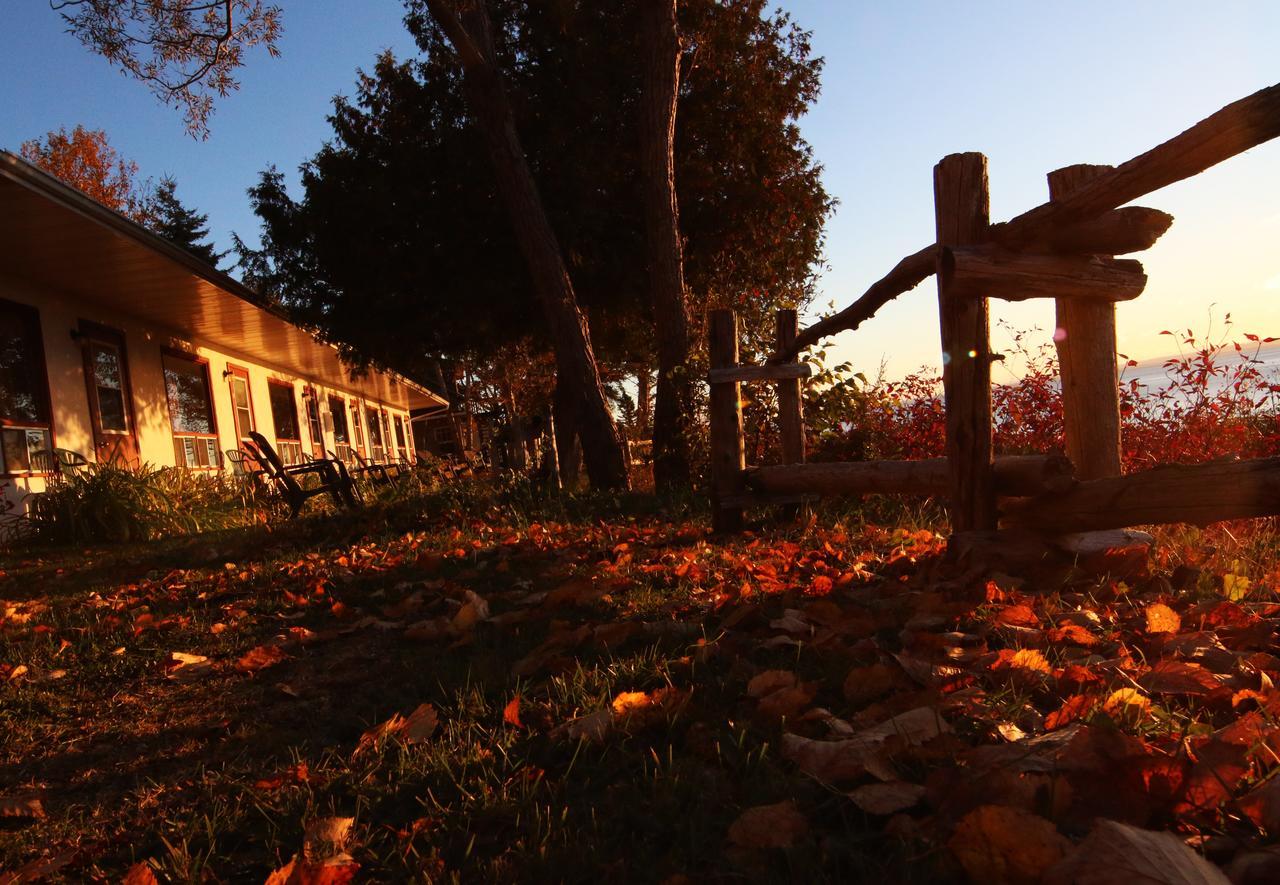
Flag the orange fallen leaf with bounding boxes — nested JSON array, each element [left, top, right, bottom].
[[1138, 660, 1221, 696], [122, 861, 159, 884], [1102, 687, 1151, 722], [1145, 602, 1181, 635], [755, 683, 817, 722], [264, 854, 360, 885], [503, 696, 523, 728], [1045, 694, 1095, 731], [0, 795, 44, 819], [950, 805, 1070, 885], [726, 800, 808, 849], [1009, 648, 1052, 675], [236, 645, 288, 673]]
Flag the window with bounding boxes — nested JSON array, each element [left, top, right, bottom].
[[366, 406, 384, 461], [328, 394, 351, 460], [162, 352, 219, 469], [394, 413, 409, 459], [268, 381, 302, 465], [0, 300, 52, 474], [226, 365, 255, 442], [88, 341, 128, 432], [304, 387, 324, 452], [350, 402, 365, 454]]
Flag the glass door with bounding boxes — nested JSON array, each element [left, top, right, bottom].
[[79, 322, 138, 466]]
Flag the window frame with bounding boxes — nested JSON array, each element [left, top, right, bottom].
[[225, 362, 256, 444], [0, 298, 56, 477], [267, 379, 303, 465], [161, 348, 221, 471]]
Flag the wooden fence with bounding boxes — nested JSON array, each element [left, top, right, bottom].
[[708, 83, 1280, 539]]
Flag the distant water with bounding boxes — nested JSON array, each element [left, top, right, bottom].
[[1117, 341, 1280, 397]]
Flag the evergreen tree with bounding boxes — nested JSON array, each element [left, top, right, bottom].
[[148, 176, 227, 267]]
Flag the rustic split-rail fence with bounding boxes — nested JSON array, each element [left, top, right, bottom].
[[708, 83, 1280, 545]]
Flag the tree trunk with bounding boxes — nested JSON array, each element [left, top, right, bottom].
[[635, 362, 652, 441], [502, 372, 528, 471], [425, 0, 628, 489], [638, 0, 694, 491], [553, 370, 583, 489]]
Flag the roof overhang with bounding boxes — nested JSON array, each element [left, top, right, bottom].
[[0, 151, 446, 412]]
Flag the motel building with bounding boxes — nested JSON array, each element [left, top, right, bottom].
[[0, 151, 449, 515]]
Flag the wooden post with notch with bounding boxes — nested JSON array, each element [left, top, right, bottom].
[[709, 309, 746, 532], [934, 153, 996, 532], [1049, 164, 1124, 480], [775, 308, 806, 519]]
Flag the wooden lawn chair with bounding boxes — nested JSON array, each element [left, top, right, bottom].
[[247, 432, 357, 517]]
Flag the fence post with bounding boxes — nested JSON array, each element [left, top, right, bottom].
[[709, 308, 745, 532], [1049, 164, 1124, 480], [774, 308, 806, 519], [934, 153, 996, 532]]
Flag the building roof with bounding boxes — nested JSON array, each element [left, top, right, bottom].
[[0, 151, 447, 412]]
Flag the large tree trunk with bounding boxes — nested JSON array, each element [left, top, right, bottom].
[[425, 0, 629, 489], [638, 0, 694, 490], [635, 362, 652, 440], [553, 371, 583, 489]]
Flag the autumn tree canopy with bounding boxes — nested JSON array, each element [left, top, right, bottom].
[[19, 125, 151, 222]]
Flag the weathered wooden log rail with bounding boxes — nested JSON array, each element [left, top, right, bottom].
[[709, 83, 1280, 541]]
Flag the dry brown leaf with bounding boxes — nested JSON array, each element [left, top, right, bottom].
[[1045, 694, 1096, 731], [1138, 660, 1222, 696], [402, 704, 439, 743], [452, 590, 489, 631], [847, 781, 926, 816], [1145, 603, 1181, 635], [166, 651, 213, 681], [843, 662, 896, 706], [746, 669, 797, 698], [550, 709, 612, 743], [949, 805, 1071, 885], [403, 617, 453, 642], [756, 683, 817, 722], [236, 644, 288, 673], [1044, 818, 1229, 884], [0, 849, 75, 883], [544, 578, 604, 608], [782, 707, 948, 784], [726, 800, 808, 849]]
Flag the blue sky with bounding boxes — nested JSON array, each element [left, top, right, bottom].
[[2, 2, 1277, 378]]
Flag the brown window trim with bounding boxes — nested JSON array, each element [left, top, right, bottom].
[[0, 298, 57, 478]]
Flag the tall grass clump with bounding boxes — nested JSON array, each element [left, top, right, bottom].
[[27, 462, 261, 544]]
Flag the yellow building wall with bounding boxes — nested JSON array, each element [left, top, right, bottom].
[[1, 275, 416, 515]]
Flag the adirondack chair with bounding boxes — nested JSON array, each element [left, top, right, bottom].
[[247, 432, 357, 518], [347, 449, 395, 486]]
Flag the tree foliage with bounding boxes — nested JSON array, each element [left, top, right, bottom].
[[19, 125, 151, 222], [147, 175, 228, 267], [239, 0, 832, 380], [53, 0, 283, 137]]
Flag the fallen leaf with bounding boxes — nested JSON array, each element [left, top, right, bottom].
[[452, 590, 489, 631], [1222, 573, 1252, 602], [1044, 818, 1229, 884], [236, 645, 288, 673], [0, 849, 75, 883], [611, 691, 653, 715], [950, 805, 1070, 885], [747, 669, 797, 698], [1102, 688, 1151, 722], [166, 651, 212, 681], [847, 781, 926, 816], [550, 709, 612, 743], [503, 696, 523, 728], [1045, 694, 1096, 731], [121, 861, 159, 884], [756, 683, 817, 722], [1145, 603, 1181, 635], [1009, 648, 1052, 675], [843, 663, 896, 706], [402, 703, 439, 743], [1138, 660, 1222, 696], [264, 853, 360, 885], [726, 800, 808, 849], [782, 707, 948, 784]]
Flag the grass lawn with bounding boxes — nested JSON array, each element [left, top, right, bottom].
[[2, 480, 1279, 882]]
